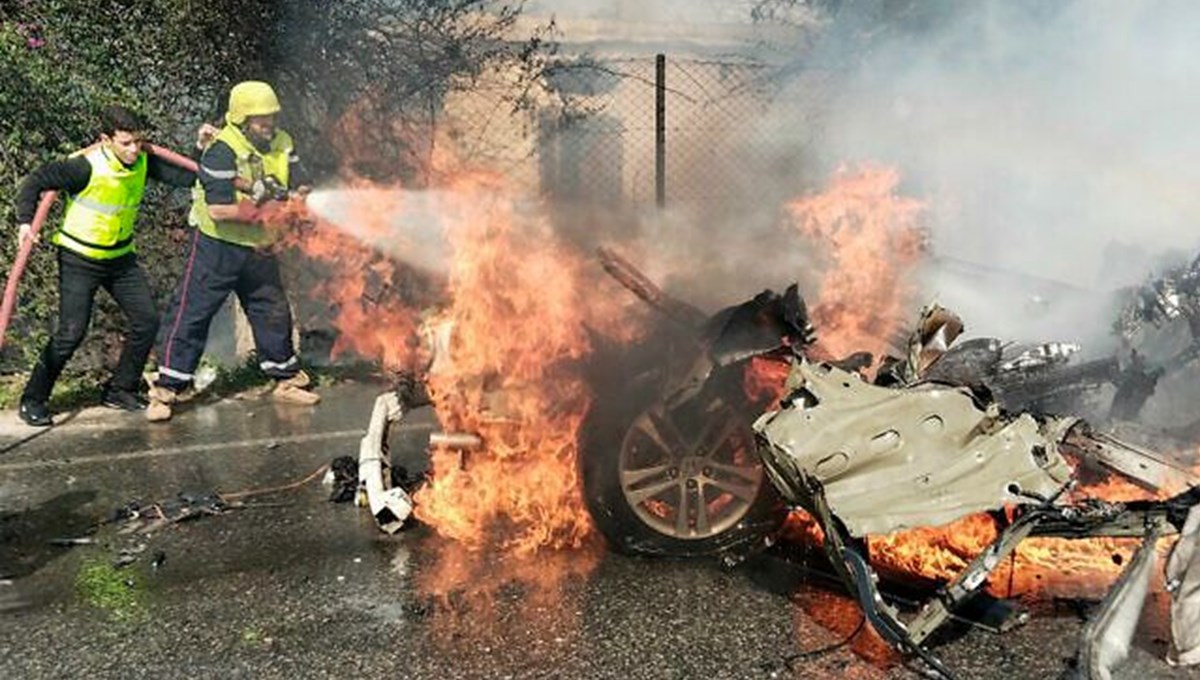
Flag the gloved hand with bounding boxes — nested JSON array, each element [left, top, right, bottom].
[[234, 199, 263, 223], [249, 176, 290, 205], [195, 123, 219, 150], [256, 200, 290, 225], [17, 223, 38, 246], [234, 199, 291, 225]]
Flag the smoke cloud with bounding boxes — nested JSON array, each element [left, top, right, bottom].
[[792, 0, 1200, 345], [548, 0, 1200, 351]]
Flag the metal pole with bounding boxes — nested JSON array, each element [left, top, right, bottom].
[[655, 53, 666, 209]]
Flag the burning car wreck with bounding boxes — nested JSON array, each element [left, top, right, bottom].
[[579, 248, 1200, 679], [351, 241, 1200, 678]]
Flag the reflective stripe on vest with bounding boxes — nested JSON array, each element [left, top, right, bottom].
[[190, 124, 292, 248], [53, 147, 147, 260]]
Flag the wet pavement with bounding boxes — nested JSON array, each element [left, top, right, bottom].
[[1, 381, 1198, 680]]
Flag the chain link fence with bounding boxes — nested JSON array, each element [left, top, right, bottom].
[[537, 54, 832, 227]]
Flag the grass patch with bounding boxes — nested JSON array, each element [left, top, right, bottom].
[[75, 557, 147, 623], [239, 625, 274, 648], [202, 356, 385, 395], [0, 371, 103, 411]]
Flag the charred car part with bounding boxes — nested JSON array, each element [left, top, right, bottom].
[[1117, 253, 1200, 344], [589, 251, 1200, 678], [358, 392, 414, 533], [1116, 252, 1200, 380], [580, 248, 816, 559], [887, 305, 1153, 420], [753, 359, 1200, 678], [585, 253, 1146, 562], [356, 373, 476, 533]]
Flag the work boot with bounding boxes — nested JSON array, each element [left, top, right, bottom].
[[272, 370, 321, 405], [146, 385, 178, 422], [102, 386, 148, 412], [18, 399, 52, 427]]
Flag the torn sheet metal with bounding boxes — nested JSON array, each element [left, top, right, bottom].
[[1062, 426, 1193, 493], [1079, 532, 1160, 680], [1168, 505, 1200, 667], [754, 361, 1072, 536]]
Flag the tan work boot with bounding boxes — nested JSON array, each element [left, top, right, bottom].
[[272, 370, 321, 405], [146, 385, 178, 422]]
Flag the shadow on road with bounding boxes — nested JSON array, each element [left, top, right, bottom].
[[0, 489, 97, 579]]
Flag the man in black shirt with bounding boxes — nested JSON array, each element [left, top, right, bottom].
[[12, 105, 207, 426]]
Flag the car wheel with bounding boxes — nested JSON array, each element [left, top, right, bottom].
[[581, 384, 786, 558]]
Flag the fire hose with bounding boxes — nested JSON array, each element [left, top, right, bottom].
[[0, 144, 199, 350]]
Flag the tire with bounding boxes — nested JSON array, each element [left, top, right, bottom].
[[580, 361, 787, 559]]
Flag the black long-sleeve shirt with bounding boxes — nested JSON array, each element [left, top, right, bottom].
[[14, 150, 196, 224]]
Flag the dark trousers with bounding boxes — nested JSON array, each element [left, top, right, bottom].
[[155, 231, 299, 391], [23, 248, 159, 403]]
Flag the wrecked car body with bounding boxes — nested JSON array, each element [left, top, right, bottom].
[[755, 358, 1199, 677], [586, 249, 1200, 679]]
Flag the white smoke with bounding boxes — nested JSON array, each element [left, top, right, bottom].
[[793, 0, 1200, 345]]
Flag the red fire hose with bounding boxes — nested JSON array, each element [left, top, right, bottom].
[[0, 144, 199, 349]]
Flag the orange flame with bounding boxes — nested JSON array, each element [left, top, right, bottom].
[[867, 474, 1166, 597], [276, 187, 438, 371], [275, 117, 634, 560], [407, 169, 606, 554], [785, 165, 925, 362], [743, 355, 793, 407]]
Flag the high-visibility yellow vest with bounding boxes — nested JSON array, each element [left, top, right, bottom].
[[53, 147, 147, 260], [190, 124, 292, 248]]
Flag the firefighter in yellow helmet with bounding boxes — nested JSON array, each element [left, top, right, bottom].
[[148, 81, 319, 421], [11, 105, 205, 427]]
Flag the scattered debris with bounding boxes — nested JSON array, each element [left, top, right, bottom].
[[48, 537, 94, 546], [327, 455, 359, 503], [110, 492, 229, 528]]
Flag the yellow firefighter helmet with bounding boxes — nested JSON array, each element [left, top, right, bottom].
[[226, 81, 281, 125]]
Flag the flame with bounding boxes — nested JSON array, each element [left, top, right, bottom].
[[782, 509, 826, 544], [412, 540, 601, 649], [866, 474, 1166, 596], [785, 165, 926, 362], [273, 120, 625, 556], [407, 169, 606, 554], [743, 355, 793, 407], [276, 186, 439, 371], [273, 125, 635, 653]]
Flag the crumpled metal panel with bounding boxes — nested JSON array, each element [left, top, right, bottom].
[[1167, 505, 1200, 667], [754, 362, 1072, 536], [1079, 533, 1159, 680]]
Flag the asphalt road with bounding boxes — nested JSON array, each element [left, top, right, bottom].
[[0, 381, 1197, 680]]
